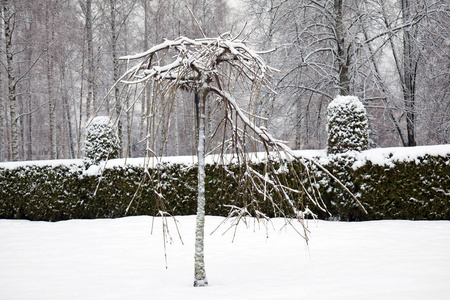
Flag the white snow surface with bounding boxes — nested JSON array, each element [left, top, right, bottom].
[[1, 216, 450, 300], [328, 95, 366, 113], [88, 116, 112, 126], [0, 144, 448, 172]]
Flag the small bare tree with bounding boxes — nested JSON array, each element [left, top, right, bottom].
[[103, 33, 355, 287]]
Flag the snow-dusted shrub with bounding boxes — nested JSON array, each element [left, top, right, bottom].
[[84, 116, 120, 166], [327, 95, 369, 155]]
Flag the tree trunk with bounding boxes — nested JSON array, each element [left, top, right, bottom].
[[139, 0, 149, 156], [46, 2, 57, 159], [194, 83, 208, 287], [63, 92, 75, 159], [295, 97, 302, 150], [0, 70, 4, 161], [3, 0, 19, 161], [110, 0, 123, 156], [174, 99, 180, 156], [26, 86, 32, 160], [25, 33, 33, 160], [61, 65, 75, 159], [86, 0, 94, 122], [77, 49, 85, 158], [334, 0, 350, 96], [402, 0, 416, 147]]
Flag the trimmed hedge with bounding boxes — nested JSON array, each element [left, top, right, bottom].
[[312, 154, 450, 221], [1, 152, 449, 221]]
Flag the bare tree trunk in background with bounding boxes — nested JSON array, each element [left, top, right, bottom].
[[402, 0, 417, 147], [3, 0, 19, 161], [86, 0, 94, 122], [174, 97, 180, 156], [94, 42, 101, 113], [63, 93, 75, 159], [139, 0, 149, 156], [123, 21, 131, 157], [295, 97, 303, 150], [61, 64, 75, 159], [77, 44, 85, 158], [334, 0, 349, 96], [46, 2, 57, 159], [26, 56, 33, 160], [110, 0, 123, 156], [0, 4, 4, 161], [0, 69, 4, 161]]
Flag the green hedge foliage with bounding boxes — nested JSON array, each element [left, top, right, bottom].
[[1, 153, 449, 221], [311, 153, 450, 221]]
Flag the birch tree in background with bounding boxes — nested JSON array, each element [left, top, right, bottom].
[[0, 21, 3, 161], [78, 0, 95, 122], [46, 0, 57, 159], [101, 32, 335, 286], [1, 0, 18, 161]]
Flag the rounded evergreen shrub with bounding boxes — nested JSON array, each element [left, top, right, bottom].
[[84, 116, 121, 166], [327, 95, 369, 154]]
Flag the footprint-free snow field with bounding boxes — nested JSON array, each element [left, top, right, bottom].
[[1, 216, 449, 300]]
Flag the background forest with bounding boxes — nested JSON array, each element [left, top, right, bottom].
[[0, 0, 448, 162]]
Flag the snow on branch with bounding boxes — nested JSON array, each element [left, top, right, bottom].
[[118, 35, 276, 90], [107, 33, 366, 247]]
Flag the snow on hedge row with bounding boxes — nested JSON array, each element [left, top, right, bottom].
[[1, 144, 448, 172]]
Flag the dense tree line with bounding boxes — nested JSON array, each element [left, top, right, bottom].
[[246, 0, 449, 149], [0, 0, 448, 162]]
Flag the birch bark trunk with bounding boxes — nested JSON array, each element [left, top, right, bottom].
[[86, 0, 94, 122], [46, 3, 57, 159], [194, 82, 208, 287], [0, 68, 3, 161], [25, 43, 32, 160], [3, 0, 19, 161], [139, 0, 149, 156], [110, 0, 123, 156]]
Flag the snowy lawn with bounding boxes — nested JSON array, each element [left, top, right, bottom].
[[1, 216, 449, 300]]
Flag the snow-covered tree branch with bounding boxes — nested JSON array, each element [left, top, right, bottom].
[[104, 33, 348, 287]]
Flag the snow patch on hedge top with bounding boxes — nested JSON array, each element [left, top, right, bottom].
[[0, 145, 448, 171], [327, 95, 366, 113], [349, 144, 450, 169], [89, 116, 111, 126], [0, 159, 83, 170]]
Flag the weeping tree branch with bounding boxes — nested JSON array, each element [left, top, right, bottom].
[[101, 33, 366, 287]]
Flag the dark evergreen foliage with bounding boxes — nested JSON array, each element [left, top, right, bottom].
[[84, 116, 121, 166], [1, 153, 448, 221], [327, 96, 369, 154]]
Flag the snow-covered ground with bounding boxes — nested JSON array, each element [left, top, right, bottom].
[[1, 216, 449, 300]]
